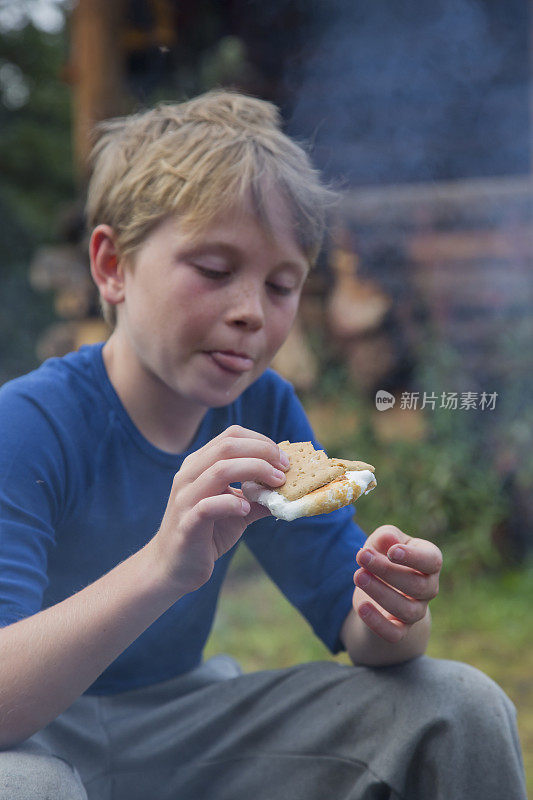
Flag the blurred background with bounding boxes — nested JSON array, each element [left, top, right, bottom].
[[1, 0, 532, 787]]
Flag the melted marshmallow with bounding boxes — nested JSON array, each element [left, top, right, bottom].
[[243, 469, 377, 522]]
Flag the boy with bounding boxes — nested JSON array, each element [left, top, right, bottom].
[[0, 90, 526, 799]]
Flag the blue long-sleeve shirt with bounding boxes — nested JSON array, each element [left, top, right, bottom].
[[0, 344, 366, 694]]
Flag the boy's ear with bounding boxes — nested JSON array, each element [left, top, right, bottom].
[[89, 225, 126, 307]]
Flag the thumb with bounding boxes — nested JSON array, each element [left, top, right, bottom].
[[365, 524, 411, 555], [245, 502, 272, 525], [226, 486, 271, 525]]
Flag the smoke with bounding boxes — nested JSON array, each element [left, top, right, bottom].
[[285, 0, 529, 184]]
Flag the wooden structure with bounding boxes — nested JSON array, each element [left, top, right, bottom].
[[338, 175, 533, 391], [67, 0, 177, 176]]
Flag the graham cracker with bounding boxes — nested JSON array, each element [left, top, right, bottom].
[[330, 458, 375, 472], [277, 440, 345, 501]]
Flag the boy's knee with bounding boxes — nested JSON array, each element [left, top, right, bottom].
[[0, 743, 87, 800], [402, 656, 516, 731]]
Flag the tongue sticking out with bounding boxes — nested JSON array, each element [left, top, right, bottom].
[[210, 352, 254, 373]]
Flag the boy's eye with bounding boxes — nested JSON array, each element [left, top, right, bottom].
[[267, 282, 293, 296], [194, 265, 230, 280]]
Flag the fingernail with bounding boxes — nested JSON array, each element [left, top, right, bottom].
[[357, 571, 370, 588], [390, 546, 406, 562], [279, 449, 290, 468], [241, 499, 251, 514], [271, 468, 286, 483], [358, 549, 373, 567]]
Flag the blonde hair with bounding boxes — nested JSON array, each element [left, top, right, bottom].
[[86, 89, 338, 325]]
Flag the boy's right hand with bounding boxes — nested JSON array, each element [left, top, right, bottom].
[[148, 426, 289, 598]]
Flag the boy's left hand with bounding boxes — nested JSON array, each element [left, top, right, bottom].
[[354, 524, 442, 643]]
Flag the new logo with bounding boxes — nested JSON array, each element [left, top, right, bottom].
[[375, 390, 395, 411]]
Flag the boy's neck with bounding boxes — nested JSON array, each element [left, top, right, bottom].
[[102, 334, 207, 454]]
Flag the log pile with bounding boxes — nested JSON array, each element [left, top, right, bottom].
[[326, 231, 393, 392], [29, 233, 109, 362], [407, 226, 533, 380], [342, 175, 533, 389]]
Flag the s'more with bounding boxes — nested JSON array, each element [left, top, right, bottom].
[[242, 440, 377, 522]]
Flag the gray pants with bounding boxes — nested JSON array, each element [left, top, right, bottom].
[[0, 656, 527, 800]]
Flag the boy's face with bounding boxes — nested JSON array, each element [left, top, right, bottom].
[[114, 192, 309, 410]]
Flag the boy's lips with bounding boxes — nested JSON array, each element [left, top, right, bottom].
[[206, 350, 255, 374]]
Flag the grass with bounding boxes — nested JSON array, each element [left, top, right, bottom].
[[205, 551, 533, 795]]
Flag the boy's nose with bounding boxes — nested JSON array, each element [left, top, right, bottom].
[[227, 288, 264, 331]]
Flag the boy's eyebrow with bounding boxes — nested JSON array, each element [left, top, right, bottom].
[[179, 240, 309, 274]]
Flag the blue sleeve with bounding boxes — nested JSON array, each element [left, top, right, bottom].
[[243, 375, 368, 653], [0, 381, 67, 627]]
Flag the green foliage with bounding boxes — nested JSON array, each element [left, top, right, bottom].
[[344, 410, 504, 578], [0, 24, 73, 240], [0, 21, 73, 381], [495, 316, 533, 493]]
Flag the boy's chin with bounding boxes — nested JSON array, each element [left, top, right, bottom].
[[200, 382, 255, 408], [188, 373, 260, 409]]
